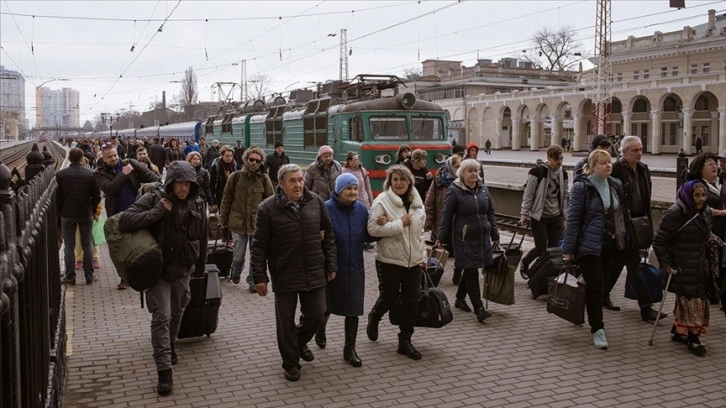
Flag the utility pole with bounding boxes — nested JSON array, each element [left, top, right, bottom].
[[240, 59, 247, 102], [339, 28, 349, 82], [593, 0, 612, 136]]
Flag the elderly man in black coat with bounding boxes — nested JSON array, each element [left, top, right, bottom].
[[251, 164, 337, 382]]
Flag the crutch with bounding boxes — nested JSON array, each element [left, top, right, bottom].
[[648, 268, 677, 346]]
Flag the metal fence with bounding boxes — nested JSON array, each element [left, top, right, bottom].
[[0, 163, 65, 408]]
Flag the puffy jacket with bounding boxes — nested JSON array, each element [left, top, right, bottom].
[[94, 158, 159, 217], [305, 159, 342, 201], [251, 189, 337, 293], [194, 166, 213, 206], [119, 161, 208, 280], [220, 167, 274, 235], [653, 201, 712, 298], [562, 175, 628, 260], [367, 186, 427, 268], [437, 179, 500, 269], [325, 195, 370, 316]]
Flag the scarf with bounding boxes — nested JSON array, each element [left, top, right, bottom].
[[438, 158, 457, 187], [219, 159, 237, 177]]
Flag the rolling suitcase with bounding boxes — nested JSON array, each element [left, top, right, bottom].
[[207, 239, 233, 278], [501, 230, 526, 270], [178, 264, 223, 339], [526, 247, 563, 299]]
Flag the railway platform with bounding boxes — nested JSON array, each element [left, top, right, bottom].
[[62, 233, 726, 407]]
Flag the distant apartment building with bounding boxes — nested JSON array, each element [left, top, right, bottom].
[[0, 65, 26, 140], [36, 87, 80, 129]]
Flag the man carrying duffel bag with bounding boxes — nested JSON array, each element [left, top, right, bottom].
[[119, 161, 208, 396]]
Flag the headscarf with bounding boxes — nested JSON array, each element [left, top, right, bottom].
[[439, 156, 457, 187], [677, 180, 705, 214]]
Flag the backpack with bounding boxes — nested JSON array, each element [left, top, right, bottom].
[[524, 162, 568, 191]]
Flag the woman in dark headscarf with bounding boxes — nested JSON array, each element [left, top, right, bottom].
[[653, 180, 718, 356]]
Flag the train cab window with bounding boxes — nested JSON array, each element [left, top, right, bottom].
[[412, 118, 442, 140], [370, 117, 407, 140]]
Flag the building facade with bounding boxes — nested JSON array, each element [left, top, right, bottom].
[[36, 87, 80, 129], [421, 9, 726, 154], [0, 65, 26, 140]]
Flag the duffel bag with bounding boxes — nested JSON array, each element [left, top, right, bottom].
[[390, 271, 453, 328]]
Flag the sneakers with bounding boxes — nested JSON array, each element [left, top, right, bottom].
[[74, 260, 82, 270], [454, 299, 472, 312], [117, 280, 128, 290], [593, 329, 608, 349], [93, 259, 101, 269], [284, 368, 300, 382], [61, 276, 76, 286], [641, 307, 667, 323]]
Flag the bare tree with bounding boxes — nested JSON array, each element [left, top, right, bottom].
[[402, 66, 422, 81], [521, 26, 582, 71], [248, 74, 273, 101], [180, 66, 198, 113], [82, 120, 94, 131]]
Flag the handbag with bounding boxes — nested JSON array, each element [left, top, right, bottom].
[[482, 249, 515, 306], [630, 216, 653, 250], [92, 217, 106, 245], [546, 262, 586, 325], [389, 271, 453, 328], [625, 260, 663, 303]]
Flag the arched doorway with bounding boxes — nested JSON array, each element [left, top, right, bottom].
[[691, 91, 720, 153], [500, 106, 512, 148], [660, 94, 683, 152], [630, 96, 651, 152]]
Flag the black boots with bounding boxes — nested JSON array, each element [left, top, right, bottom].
[[343, 316, 362, 367], [315, 313, 330, 349], [171, 343, 177, 365], [157, 369, 173, 396], [475, 306, 492, 323], [397, 334, 422, 360], [366, 312, 380, 341]]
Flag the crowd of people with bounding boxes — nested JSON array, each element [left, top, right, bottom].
[[54, 133, 726, 394]]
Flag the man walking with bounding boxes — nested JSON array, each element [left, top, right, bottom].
[[94, 144, 159, 289], [58, 148, 101, 285], [220, 146, 274, 292], [604, 136, 666, 321], [251, 164, 337, 382], [149, 138, 167, 174], [264, 141, 290, 188], [119, 161, 208, 396]]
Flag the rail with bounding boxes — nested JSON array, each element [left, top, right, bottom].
[[0, 145, 65, 408]]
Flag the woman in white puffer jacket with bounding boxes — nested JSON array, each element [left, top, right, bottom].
[[365, 165, 427, 361]]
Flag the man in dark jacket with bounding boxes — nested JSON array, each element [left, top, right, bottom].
[[573, 134, 612, 178], [605, 136, 666, 321], [264, 141, 290, 187], [94, 144, 159, 289], [58, 148, 101, 285], [119, 161, 208, 396], [251, 164, 337, 382], [149, 138, 167, 173]]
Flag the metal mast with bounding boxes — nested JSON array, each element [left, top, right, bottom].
[[339, 28, 349, 82], [594, 0, 612, 135], [240, 59, 247, 102]]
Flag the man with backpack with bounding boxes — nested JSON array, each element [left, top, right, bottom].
[[518, 145, 568, 278], [119, 160, 208, 396]]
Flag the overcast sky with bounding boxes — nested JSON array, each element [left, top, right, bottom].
[[1, 0, 723, 126]]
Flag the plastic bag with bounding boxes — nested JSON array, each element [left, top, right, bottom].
[[92, 217, 106, 245]]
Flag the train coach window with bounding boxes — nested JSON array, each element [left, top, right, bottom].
[[412, 118, 442, 140], [370, 117, 407, 140]]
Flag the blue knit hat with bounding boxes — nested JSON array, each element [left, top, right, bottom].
[[335, 173, 359, 195]]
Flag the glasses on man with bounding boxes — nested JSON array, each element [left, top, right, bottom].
[[247, 158, 261, 164]]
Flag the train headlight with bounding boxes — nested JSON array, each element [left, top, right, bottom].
[[375, 154, 392, 165], [434, 153, 449, 164], [396, 92, 416, 109]]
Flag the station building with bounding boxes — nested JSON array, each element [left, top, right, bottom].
[[417, 9, 726, 154]]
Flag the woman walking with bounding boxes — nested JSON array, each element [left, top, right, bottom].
[[562, 150, 628, 350], [342, 152, 373, 209], [653, 180, 715, 356], [436, 159, 499, 323], [366, 165, 427, 360], [324, 173, 370, 367]]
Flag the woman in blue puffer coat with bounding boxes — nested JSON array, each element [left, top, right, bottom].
[[323, 173, 370, 367], [563, 150, 629, 351]]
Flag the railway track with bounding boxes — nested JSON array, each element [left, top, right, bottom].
[[495, 213, 530, 236]]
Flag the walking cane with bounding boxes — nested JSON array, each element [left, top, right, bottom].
[[648, 268, 677, 346]]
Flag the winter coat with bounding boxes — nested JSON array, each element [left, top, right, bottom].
[[653, 200, 712, 298], [701, 181, 726, 238], [342, 166, 373, 209], [204, 146, 220, 168], [562, 175, 629, 260], [56, 163, 101, 219], [520, 164, 568, 222], [367, 186, 427, 268], [209, 160, 241, 206], [325, 195, 369, 316], [305, 159, 342, 201], [264, 151, 290, 185], [404, 161, 432, 202], [166, 146, 184, 164], [424, 170, 453, 239], [148, 144, 167, 172], [194, 166, 213, 206], [119, 161, 208, 280], [611, 159, 653, 246], [220, 167, 274, 235], [437, 179, 500, 269], [94, 158, 159, 217], [251, 189, 337, 293]]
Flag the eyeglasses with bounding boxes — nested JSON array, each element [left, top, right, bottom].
[[247, 158, 261, 164]]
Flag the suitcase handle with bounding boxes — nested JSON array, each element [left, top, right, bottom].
[[508, 227, 527, 248]]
